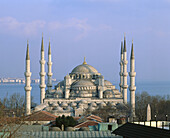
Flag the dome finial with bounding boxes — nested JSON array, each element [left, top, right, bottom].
[[83, 57, 87, 65]]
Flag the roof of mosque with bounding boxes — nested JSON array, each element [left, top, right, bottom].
[[71, 63, 98, 74]]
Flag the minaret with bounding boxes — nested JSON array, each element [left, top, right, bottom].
[[39, 34, 46, 104], [24, 41, 32, 115], [47, 39, 53, 91], [119, 40, 124, 94], [129, 40, 136, 118], [122, 35, 128, 104]]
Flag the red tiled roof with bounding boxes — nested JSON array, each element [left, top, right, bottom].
[[74, 120, 99, 128], [25, 111, 57, 121], [73, 117, 81, 121], [87, 114, 102, 122]]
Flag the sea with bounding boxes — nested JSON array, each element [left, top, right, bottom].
[[0, 81, 170, 104]]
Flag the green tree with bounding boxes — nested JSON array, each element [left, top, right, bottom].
[[55, 115, 77, 129]]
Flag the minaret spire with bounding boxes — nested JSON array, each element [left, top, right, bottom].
[[124, 33, 127, 52], [41, 33, 44, 51], [25, 41, 32, 115], [47, 39, 53, 91], [131, 39, 134, 59], [119, 40, 124, 94], [129, 40, 136, 119], [39, 34, 46, 104], [26, 40, 30, 60], [122, 34, 128, 104]]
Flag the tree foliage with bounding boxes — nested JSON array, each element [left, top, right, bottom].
[[135, 91, 170, 121], [55, 115, 77, 129]]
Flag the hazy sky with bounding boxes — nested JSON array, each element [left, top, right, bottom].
[[0, 0, 170, 83]]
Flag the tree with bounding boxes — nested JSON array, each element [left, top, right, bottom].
[[135, 91, 170, 121], [55, 115, 77, 129]]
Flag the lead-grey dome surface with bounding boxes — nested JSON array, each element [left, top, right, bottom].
[[71, 64, 98, 74]]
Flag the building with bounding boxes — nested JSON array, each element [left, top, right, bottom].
[[24, 34, 136, 118]]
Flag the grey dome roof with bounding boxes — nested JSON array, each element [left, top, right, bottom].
[[72, 80, 95, 87], [66, 106, 73, 111], [70, 102, 77, 107], [71, 64, 98, 74], [104, 90, 113, 95], [88, 106, 95, 111], [61, 102, 68, 107], [90, 102, 97, 107], [100, 102, 106, 106], [80, 99, 88, 104]]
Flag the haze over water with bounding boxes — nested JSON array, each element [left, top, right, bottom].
[[0, 81, 169, 104]]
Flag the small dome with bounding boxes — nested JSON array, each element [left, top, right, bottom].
[[55, 81, 64, 89], [90, 102, 97, 107], [80, 99, 88, 104], [66, 106, 73, 111], [51, 103, 59, 107], [88, 106, 95, 111], [61, 102, 68, 107], [50, 127, 61, 131], [100, 102, 106, 106], [108, 102, 115, 106], [65, 127, 75, 131], [70, 102, 77, 107], [71, 64, 98, 74], [53, 106, 63, 111], [104, 90, 113, 95]]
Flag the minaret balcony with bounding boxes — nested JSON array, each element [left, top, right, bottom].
[[47, 73, 53, 76], [39, 60, 46, 64], [47, 62, 52, 65], [39, 72, 46, 76], [123, 60, 128, 64], [119, 83, 123, 87], [24, 72, 31, 77], [122, 85, 128, 89], [119, 72, 123, 76], [129, 86, 136, 91], [122, 72, 128, 76], [129, 72, 136, 77], [25, 86, 32, 91], [39, 84, 46, 88]]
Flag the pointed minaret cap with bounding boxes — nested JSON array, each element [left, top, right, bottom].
[[48, 39, 51, 55], [121, 40, 123, 54], [131, 39, 134, 59], [26, 40, 30, 60], [124, 33, 127, 52], [41, 33, 44, 51], [83, 57, 87, 65]]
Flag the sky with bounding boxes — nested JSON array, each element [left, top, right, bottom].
[[0, 0, 170, 83]]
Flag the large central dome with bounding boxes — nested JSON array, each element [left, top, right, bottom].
[[71, 58, 98, 74]]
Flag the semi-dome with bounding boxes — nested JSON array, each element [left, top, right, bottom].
[[104, 80, 113, 86], [72, 80, 95, 87]]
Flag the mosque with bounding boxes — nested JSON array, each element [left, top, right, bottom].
[[24, 35, 136, 118]]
